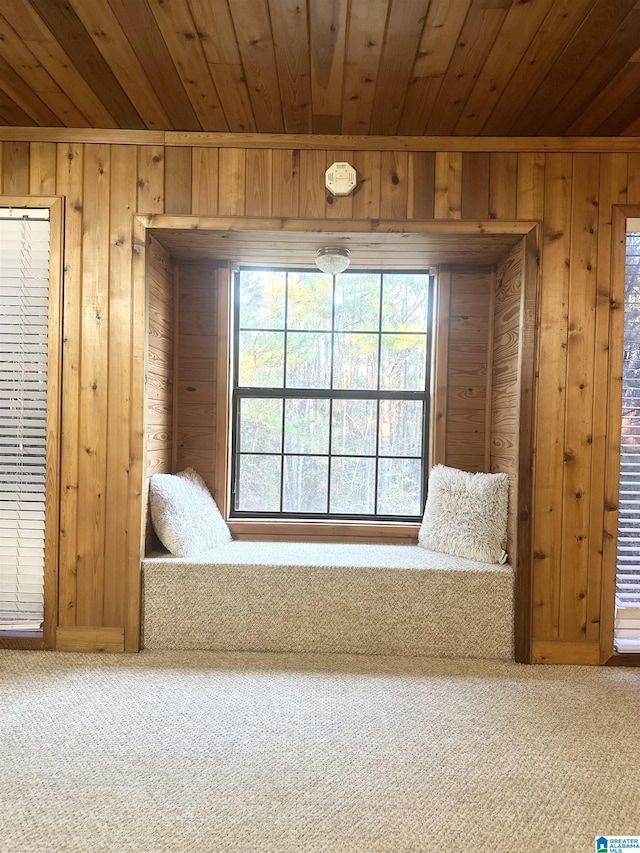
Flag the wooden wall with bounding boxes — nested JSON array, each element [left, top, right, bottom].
[[442, 264, 493, 475], [0, 134, 632, 662], [490, 241, 525, 563], [145, 235, 174, 550], [174, 261, 218, 492]]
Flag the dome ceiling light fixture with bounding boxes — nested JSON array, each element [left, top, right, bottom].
[[315, 246, 350, 274]]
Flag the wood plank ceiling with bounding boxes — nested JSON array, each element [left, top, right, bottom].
[[1, 0, 640, 136], [151, 227, 522, 267]]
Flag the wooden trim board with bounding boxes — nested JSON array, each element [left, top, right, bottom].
[[214, 263, 233, 517], [56, 626, 125, 652], [142, 214, 537, 237], [532, 639, 600, 665], [2, 127, 640, 153], [514, 228, 541, 663], [228, 521, 420, 543], [431, 265, 450, 467]]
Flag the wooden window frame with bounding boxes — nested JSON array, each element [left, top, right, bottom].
[[230, 266, 434, 526], [0, 196, 64, 651], [600, 205, 640, 666], [214, 261, 422, 544]]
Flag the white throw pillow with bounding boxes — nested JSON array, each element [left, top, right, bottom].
[[418, 465, 508, 564], [149, 468, 232, 557]]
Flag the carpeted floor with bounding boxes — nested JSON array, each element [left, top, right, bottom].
[[1, 649, 639, 853]]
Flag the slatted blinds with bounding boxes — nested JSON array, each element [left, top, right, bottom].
[[616, 228, 640, 652], [0, 208, 50, 631]]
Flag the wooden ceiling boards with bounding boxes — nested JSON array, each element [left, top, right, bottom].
[[1, 0, 640, 136]]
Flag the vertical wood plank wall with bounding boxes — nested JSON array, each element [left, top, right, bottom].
[[444, 265, 493, 474], [145, 235, 174, 551], [0, 139, 630, 661], [490, 241, 525, 563], [174, 261, 219, 493]]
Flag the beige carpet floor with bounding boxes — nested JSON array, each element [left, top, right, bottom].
[[1, 649, 639, 853]]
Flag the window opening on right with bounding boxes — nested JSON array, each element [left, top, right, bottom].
[[615, 229, 640, 653]]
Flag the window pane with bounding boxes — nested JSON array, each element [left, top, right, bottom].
[[239, 398, 282, 453], [379, 400, 423, 457], [239, 270, 286, 329], [287, 271, 333, 330], [334, 272, 380, 331], [238, 331, 284, 387], [380, 334, 426, 391], [333, 333, 379, 390], [233, 269, 431, 521], [332, 399, 377, 456], [237, 455, 281, 512], [284, 398, 330, 454], [283, 456, 328, 513], [377, 458, 422, 516], [285, 332, 332, 388], [381, 273, 430, 332], [329, 457, 376, 515]]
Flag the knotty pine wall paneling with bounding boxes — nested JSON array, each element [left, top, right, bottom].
[[2, 141, 30, 193], [146, 236, 174, 479], [5, 134, 631, 662], [175, 261, 218, 492], [55, 142, 83, 631], [560, 155, 599, 645], [592, 156, 628, 659], [145, 234, 174, 552], [74, 143, 110, 630], [271, 148, 300, 218], [105, 145, 138, 627], [444, 265, 493, 474], [490, 240, 525, 564], [532, 153, 572, 649]]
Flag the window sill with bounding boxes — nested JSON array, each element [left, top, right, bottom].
[[227, 519, 420, 544]]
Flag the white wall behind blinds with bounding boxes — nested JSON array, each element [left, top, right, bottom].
[[0, 209, 50, 631]]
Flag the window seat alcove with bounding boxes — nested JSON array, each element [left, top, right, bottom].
[[141, 541, 514, 660], [142, 228, 534, 661]]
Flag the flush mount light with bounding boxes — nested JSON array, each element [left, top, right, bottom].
[[315, 246, 350, 274]]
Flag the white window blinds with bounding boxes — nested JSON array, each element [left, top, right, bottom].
[[615, 229, 640, 653], [0, 208, 50, 631]]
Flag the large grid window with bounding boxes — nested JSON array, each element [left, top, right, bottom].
[[231, 268, 433, 521]]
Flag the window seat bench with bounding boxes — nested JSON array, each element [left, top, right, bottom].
[[141, 541, 514, 660]]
